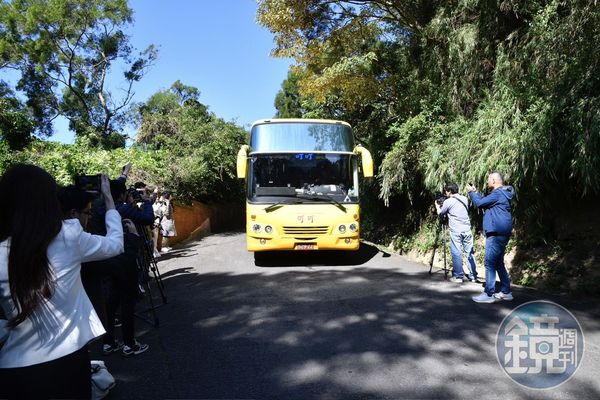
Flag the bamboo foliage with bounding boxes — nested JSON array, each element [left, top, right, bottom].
[[260, 0, 600, 227]]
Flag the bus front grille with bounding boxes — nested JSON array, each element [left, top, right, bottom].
[[283, 226, 329, 235]]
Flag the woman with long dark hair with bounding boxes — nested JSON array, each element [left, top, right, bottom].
[[0, 164, 123, 399]]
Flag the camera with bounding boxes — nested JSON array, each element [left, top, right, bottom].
[[75, 174, 101, 192], [434, 192, 447, 207], [127, 187, 143, 202]]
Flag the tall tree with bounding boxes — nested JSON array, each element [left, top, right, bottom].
[[135, 81, 247, 202], [0, 0, 157, 148], [274, 69, 303, 118], [136, 80, 210, 147], [0, 81, 33, 150], [260, 0, 600, 235]]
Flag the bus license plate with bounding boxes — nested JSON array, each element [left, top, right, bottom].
[[295, 244, 316, 250]]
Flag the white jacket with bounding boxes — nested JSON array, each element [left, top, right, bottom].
[[0, 209, 124, 368]]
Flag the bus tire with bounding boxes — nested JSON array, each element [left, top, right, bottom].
[[253, 251, 269, 266]]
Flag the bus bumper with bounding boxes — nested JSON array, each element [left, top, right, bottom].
[[248, 235, 360, 251]]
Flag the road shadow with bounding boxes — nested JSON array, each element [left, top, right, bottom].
[[254, 242, 380, 267], [99, 260, 600, 400]]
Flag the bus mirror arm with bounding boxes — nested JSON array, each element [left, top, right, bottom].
[[354, 145, 374, 178], [237, 145, 249, 179]]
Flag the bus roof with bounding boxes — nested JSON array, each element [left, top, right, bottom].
[[250, 118, 352, 130]]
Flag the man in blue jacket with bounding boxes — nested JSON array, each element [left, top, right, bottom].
[[467, 172, 515, 303]]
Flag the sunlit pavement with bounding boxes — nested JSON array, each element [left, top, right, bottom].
[[96, 232, 600, 400]]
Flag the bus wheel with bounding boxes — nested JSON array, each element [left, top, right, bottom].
[[253, 251, 269, 266]]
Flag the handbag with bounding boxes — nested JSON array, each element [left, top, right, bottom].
[[161, 218, 175, 237], [91, 360, 116, 400]]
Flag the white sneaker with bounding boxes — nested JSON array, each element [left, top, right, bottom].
[[472, 292, 497, 303], [494, 292, 514, 301], [449, 276, 464, 283], [153, 249, 161, 258], [161, 247, 172, 253]]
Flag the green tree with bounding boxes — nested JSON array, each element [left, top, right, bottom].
[[136, 81, 247, 203], [274, 69, 303, 118], [136, 81, 210, 147], [0, 0, 157, 148], [0, 81, 33, 150], [260, 0, 600, 251]]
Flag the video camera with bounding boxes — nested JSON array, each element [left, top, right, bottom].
[[433, 192, 447, 207], [127, 187, 144, 202], [75, 174, 101, 193]]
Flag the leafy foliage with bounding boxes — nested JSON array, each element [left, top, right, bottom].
[[136, 81, 247, 203], [260, 0, 600, 294], [0, 0, 157, 147], [0, 82, 33, 150], [0, 78, 247, 205], [260, 0, 600, 217]]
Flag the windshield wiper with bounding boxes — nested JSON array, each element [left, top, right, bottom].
[[264, 199, 304, 213], [296, 193, 347, 213]]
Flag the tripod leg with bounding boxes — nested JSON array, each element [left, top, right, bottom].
[[141, 229, 167, 304], [149, 257, 167, 304], [135, 258, 160, 327], [442, 226, 448, 280], [133, 227, 167, 328], [429, 225, 441, 274]]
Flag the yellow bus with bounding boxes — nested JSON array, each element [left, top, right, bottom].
[[236, 119, 373, 256]]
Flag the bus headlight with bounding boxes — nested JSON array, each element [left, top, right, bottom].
[[265, 225, 273, 234], [349, 223, 358, 232], [338, 224, 347, 233], [252, 224, 261, 233]]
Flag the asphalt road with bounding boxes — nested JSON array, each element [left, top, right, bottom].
[[96, 232, 600, 400]]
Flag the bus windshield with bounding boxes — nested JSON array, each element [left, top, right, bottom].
[[249, 153, 358, 203], [250, 122, 354, 152]]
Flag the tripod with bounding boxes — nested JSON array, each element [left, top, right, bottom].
[[429, 215, 450, 279], [135, 224, 167, 327]]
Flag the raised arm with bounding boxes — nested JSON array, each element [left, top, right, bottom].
[[79, 210, 124, 262], [469, 190, 499, 209], [79, 174, 123, 261]]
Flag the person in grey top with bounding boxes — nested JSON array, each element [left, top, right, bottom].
[[435, 182, 478, 283]]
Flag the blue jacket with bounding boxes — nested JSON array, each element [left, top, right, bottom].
[[116, 201, 154, 226], [469, 186, 515, 236], [89, 200, 154, 236]]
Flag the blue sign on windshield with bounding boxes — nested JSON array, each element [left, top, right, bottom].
[[295, 153, 314, 160]]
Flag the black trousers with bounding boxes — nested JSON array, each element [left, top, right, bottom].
[[82, 255, 138, 347], [0, 346, 91, 399], [103, 255, 138, 346]]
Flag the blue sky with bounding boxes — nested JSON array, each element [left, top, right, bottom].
[[46, 0, 293, 143]]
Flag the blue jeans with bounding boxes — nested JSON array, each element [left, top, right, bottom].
[[449, 230, 477, 279], [484, 234, 511, 296]]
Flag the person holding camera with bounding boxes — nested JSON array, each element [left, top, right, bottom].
[[467, 172, 515, 303], [84, 175, 152, 357], [0, 165, 123, 399], [106, 179, 152, 356], [434, 182, 478, 283]]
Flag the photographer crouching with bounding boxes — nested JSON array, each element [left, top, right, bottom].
[[434, 183, 478, 283]]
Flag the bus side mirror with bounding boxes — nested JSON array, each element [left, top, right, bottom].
[[354, 145, 373, 178], [237, 145, 249, 178]]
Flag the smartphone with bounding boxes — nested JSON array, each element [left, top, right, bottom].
[[75, 174, 101, 192]]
